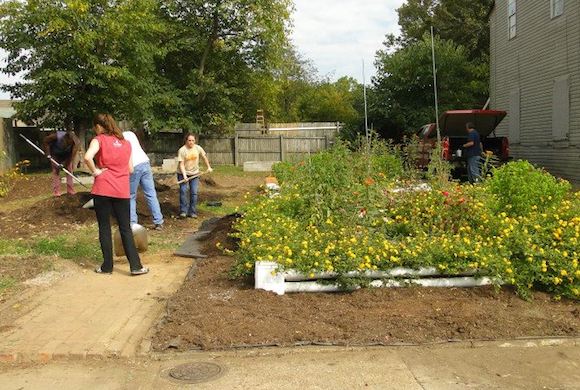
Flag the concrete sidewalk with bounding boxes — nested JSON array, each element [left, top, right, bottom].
[[0, 345, 579, 389], [0, 254, 191, 362]]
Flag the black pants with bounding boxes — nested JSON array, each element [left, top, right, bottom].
[[93, 195, 143, 272]]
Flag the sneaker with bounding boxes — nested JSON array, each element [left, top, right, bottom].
[[131, 267, 149, 276], [187, 214, 198, 219], [179, 213, 187, 219], [154, 224, 163, 231], [95, 266, 112, 274]]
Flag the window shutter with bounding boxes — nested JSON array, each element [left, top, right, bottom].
[[552, 75, 569, 141], [509, 89, 520, 143]]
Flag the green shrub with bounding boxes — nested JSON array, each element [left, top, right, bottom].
[[485, 160, 571, 216]]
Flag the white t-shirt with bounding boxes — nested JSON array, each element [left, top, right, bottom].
[[123, 131, 149, 166], [177, 144, 206, 175]]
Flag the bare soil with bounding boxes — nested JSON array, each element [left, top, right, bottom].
[[0, 174, 257, 238], [152, 254, 580, 351]]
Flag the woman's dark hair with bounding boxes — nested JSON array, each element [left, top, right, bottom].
[[93, 114, 124, 140], [183, 133, 196, 144]]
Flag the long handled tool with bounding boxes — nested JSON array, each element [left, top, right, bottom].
[[176, 170, 211, 185], [19, 133, 90, 190]]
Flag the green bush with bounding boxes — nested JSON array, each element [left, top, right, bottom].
[[485, 160, 571, 216]]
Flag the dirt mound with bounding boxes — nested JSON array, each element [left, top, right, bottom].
[[24, 193, 95, 224], [0, 192, 95, 238], [199, 214, 240, 257]]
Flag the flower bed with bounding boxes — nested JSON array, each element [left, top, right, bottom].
[[230, 142, 580, 299]]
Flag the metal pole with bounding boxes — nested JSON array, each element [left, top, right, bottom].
[[362, 59, 369, 145], [19, 133, 90, 189], [431, 26, 441, 143]]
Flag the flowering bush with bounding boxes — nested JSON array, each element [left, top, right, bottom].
[[486, 160, 571, 216], [0, 156, 29, 197], [232, 145, 580, 300]]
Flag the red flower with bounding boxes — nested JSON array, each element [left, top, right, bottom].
[[442, 191, 449, 197]]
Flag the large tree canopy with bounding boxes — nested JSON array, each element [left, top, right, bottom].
[[392, 0, 493, 62], [374, 35, 487, 135], [370, 0, 493, 138], [0, 0, 365, 135], [150, 0, 294, 134], [0, 0, 164, 130]]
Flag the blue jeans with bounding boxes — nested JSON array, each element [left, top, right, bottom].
[[177, 173, 199, 216], [467, 156, 481, 184], [130, 161, 164, 225]]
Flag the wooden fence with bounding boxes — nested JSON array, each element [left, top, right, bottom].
[[147, 134, 333, 166], [146, 122, 340, 166]]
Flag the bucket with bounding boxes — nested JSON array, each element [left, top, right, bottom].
[[113, 223, 148, 256]]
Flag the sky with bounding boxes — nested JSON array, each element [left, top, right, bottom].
[[0, 0, 405, 99], [291, 0, 405, 83]]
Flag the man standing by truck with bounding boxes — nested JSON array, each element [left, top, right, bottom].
[[463, 122, 482, 184]]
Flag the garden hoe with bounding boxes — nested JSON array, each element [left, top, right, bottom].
[[19, 134, 95, 208], [176, 169, 211, 185]]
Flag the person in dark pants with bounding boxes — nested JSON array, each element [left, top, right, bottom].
[[84, 114, 149, 276], [463, 122, 483, 184]]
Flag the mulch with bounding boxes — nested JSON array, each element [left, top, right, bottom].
[[152, 254, 580, 351]]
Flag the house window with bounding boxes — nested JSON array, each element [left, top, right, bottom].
[[508, 0, 517, 39], [551, 0, 564, 18]]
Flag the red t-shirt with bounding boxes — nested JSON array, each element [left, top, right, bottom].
[[91, 134, 132, 199]]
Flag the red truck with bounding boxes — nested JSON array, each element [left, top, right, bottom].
[[416, 110, 509, 173]]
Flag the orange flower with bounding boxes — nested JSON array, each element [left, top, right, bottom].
[[363, 177, 375, 186]]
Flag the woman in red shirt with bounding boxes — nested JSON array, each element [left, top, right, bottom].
[[84, 114, 149, 276]]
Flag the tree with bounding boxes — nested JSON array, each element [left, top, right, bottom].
[[373, 35, 487, 135], [388, 0, 494, 63], [150, 0, 293, 134], [0, 0, 164, 131]]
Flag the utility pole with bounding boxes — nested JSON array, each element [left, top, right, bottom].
[[362, 59, 370, 152]]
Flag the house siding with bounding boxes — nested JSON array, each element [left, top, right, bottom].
[[490, 0, 580, 183]]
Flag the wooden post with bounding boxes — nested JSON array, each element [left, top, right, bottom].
[[279, 134, 285, 161], [234, 134, 239, 166], [324, 135, 329, 150]]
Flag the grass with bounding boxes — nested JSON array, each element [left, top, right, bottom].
[[0, 226, 101, 264], [0, 239, 31, 256], [197, 201, 239, 216], [32, 236, 101, 262], [212, 165, 269, 177], [0, 276, 17, 293]]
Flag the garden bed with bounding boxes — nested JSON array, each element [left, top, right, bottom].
[[152, 254, 580, 351]]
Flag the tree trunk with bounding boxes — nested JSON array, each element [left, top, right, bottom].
[[199, 11, 220, 76]]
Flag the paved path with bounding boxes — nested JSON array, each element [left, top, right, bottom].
[[0, 345, 579, 389], [0, 253, 191, 362]]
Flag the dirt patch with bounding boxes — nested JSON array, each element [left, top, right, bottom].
[[198, 214, 240, 257], [152, 255, 580, 351], [1, 175, 52, 203], [0, 172, 264, 238], [0, 193, 94, 238]]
